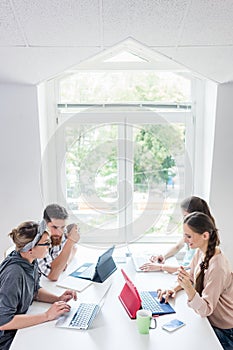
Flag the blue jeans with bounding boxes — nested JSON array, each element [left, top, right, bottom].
[[213, 326, 233, 350]]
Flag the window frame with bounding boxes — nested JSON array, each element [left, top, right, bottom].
[[54, 107, 194, 244]]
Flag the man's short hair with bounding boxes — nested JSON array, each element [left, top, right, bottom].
[[43, 204, 68, 222]]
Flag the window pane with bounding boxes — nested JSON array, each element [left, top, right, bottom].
[[59, 71, 191, 104], [64, 117, 186, 243], [56, 69, 192, 243], [132, 123, 185, 239], [66, 123, 125, 241]]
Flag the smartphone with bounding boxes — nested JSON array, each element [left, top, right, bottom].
[[65, 223, 79, 238], [162, 319, 185, 332]]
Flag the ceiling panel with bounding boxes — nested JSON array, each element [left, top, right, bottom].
[[180, 0, 233, 45], [0, 0, 25, 45], [11, 0, 101, 46], [103, 0, 190, 46]]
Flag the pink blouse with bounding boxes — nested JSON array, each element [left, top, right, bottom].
[[188, 249, 233, 329]]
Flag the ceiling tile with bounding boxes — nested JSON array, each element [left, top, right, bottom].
[[11, 0, 101, 46], [103, 0, 190, 46], [0, 0, 26, 45], [180, 0, 233, 45]]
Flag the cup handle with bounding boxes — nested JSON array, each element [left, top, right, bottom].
[[149, 317, 157, 329]]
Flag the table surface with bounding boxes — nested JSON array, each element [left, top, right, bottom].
[[10, 245, 223, 350]]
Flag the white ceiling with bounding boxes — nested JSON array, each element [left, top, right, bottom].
[[1, 0, 233, 85]]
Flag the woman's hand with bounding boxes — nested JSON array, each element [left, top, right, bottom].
[[157, 288, 177, 303], [150, 254, 165, 264], [58, 290, 77, 302], [177, 266, 192, 288], [45, 301, 71, 321], [139, 262, 162, 272], [177, 266, 196, 301]]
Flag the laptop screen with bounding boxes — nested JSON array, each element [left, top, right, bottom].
[[96, 246, 117, 282], [97, 246, 115, 265]]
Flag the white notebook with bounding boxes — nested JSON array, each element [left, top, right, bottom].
[[57, 275, 92, 292]]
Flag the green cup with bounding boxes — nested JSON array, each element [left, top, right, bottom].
[[136, 309, 157, 334]]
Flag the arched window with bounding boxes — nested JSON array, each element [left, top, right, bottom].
[[43, 39, 196, 245]]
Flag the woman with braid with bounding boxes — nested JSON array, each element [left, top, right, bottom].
[[157, 212, 233, 350], [140, 196, 215, 272]]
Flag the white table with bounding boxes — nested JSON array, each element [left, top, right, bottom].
[[10, 245, 223, 350]]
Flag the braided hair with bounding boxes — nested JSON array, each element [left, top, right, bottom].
[[183, 212, 220, 296]]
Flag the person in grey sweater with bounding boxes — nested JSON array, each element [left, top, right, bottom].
[[0, 221, 77, 350]]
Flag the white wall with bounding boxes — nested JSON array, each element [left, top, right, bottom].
[[37, 82, 59, 205], [0, 84, 43, 260], [210, 82, 233, 268], [191, 78, 205, 196], [191, 79, 217, 201], [202, 81, 218, 200]]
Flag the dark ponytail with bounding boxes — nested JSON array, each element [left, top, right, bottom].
[[183, 212, 220, 296], [181, 196, 216, 225]]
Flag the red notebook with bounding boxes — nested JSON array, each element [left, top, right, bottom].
[[118, 269, 175, 319], [118, 269, 142, 319]]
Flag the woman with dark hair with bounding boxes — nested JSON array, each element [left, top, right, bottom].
[[158, 212, 233, 350], [180, 196, 216, 223], [140, 196, 214, 272], [0, 221, 77, 350]]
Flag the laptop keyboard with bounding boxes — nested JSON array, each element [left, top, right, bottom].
[[81, 265, 95, 278], [133, 257, 147, 267], [140, 291, 164, 313], [69, 303, 100, 329]]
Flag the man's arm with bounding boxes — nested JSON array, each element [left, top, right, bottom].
[[47, 225, 80, 281]]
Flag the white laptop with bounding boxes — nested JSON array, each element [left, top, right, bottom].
[[132, 255, 179, 272], [56, 283, 111, 330]]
